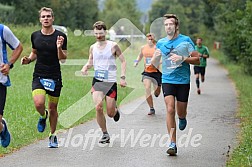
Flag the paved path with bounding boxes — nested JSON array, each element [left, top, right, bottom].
[[0, 58, 238, 167]]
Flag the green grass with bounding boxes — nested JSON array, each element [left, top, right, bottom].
[[211, 50, 252, 167], [0, 25, 147, 155]]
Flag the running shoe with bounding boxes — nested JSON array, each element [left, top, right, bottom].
[[197, 88, 201, 95], [179, 118, 187, 131], [37, 110, 48, 132], [0, 118, 11, 148], [166, 142, 177, 156], [99, 133, 110, 144], [113, 108, 120, 122], [48, 135, 58, 148], [148, 108, 155, 115]]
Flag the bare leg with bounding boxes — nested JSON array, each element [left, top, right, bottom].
[[106, 96, 117, 118], [143, 79, 153, 108], [176, 101, 188, 119], [153, 84, 161, 97], [93, 91, 107, 132], [201, 74, 205, 83], [33, 94, 46, 116], [164, 95, 176, 143], [48, 101, 58, 134]]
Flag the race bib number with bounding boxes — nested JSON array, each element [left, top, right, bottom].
[[40, 78, 55, 91], [146, 58, 151, 65], [95, 70, 108, 80]]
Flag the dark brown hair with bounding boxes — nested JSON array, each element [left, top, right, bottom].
[[163, 14, 179, 27], [93, 21, 107, 30]]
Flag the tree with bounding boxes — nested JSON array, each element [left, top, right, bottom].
[[101, 0, 142, 31], [1, 0, 98, 30], [148, 0, 205, 37], [50, 0, 99, 30]]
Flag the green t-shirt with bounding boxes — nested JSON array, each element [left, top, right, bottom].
[[195, 45, 209, 67]]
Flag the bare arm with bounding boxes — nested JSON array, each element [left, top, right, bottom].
[[114, 43, 127, 87], [169, 50, 200, 65], [134, 46, 144, 67], [21, 48, 38, 65], [81, 46, 94, 75], [57, 36, 67, 63], [185, 51, 200, 65], [151, 49, 162, 68], [9, 43, 23, 65], [1, 43, 23, 75]]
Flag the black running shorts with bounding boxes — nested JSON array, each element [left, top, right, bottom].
[[0, 83, 7, 116], [92, 77, 117, 100], [194, 66, 206, 76], [142, 71, 162, 86], [162, 83, 190, 102], [32, 77, 62, 97]]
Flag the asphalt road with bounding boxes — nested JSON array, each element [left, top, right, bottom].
[[0, 58, 239, 167]]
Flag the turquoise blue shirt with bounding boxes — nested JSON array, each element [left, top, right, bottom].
[[156, 34, 195, 84]]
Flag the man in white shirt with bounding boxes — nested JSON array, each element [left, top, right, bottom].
[[0, 24, 23, 148]]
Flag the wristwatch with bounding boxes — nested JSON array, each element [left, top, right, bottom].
[[120, 76, 126, 80], [7, 62, 13, 69]]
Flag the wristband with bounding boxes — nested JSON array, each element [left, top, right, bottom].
[[134, 60, 138, 63], [7, 62, 13, 69], [120, 76, 126, 80], [28, 58, 32, 64]]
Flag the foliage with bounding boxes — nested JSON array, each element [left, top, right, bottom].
[[0, 0, 98, 30], [50, 0, 99, 30], [237, 1, 252, 74], [0, 3, 14, 23], [100, 0, 142, 31], [148, 0, 205, 36]]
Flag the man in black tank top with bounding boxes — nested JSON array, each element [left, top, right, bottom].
[[21, 7, 67, 148]]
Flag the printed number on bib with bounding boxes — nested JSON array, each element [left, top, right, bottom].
[[146, 58, 151, 65], [95, 70, 108, 80], [40, 78, 55, 91]]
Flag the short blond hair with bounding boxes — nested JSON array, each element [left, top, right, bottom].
[[39, 7, 54, 18]]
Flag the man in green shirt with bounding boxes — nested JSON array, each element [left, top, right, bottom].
[[193, 37, 209, 94]]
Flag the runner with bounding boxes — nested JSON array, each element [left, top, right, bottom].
[[134, 33, 161, 115], [193, 37, 210, 94], [0, 24, 23, 147], [151, 14, 200, 155], [21, 7, 67, 148], [81, 21, 127, 144]]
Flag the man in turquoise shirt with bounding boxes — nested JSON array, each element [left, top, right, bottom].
[[151, 14, 200, 155]]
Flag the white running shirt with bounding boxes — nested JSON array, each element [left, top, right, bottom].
[[93, 40, 117, 82], [0, 25, 20, 84]]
